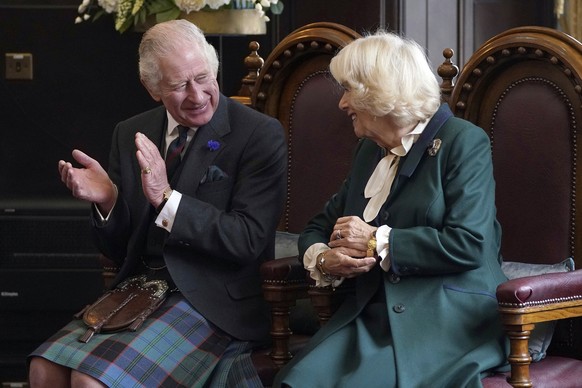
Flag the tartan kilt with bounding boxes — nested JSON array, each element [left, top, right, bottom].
[[29, 293, 262, 388]]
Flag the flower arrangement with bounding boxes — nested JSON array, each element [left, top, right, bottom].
[[76, 0, 284, 33]]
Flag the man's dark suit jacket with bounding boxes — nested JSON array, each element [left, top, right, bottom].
[[91, 94, 287, 342]]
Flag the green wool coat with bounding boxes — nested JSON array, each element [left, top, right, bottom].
[[274, 104, 510, 388]]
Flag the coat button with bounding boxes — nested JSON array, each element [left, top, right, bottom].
[[393, 304, 405, 313], [388, 273, 400, 283]]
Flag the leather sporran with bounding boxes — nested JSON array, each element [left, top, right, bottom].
[[75, 275, 169, 343]]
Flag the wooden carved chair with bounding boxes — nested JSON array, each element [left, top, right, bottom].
[[250, 24, 582, 387], [438, 26, 582, 387], [234, 22, 362, 386]]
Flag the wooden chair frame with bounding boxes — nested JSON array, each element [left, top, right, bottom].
[[437, 26, 582, 387]]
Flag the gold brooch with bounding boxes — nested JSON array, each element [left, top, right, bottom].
[[427, 139, 442, 156]]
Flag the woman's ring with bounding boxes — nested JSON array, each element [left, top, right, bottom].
[[142, 167, 152, 175], [336, 229, 342, 239]]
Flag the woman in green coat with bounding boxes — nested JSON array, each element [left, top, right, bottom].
[[274, 31, 509, 388]]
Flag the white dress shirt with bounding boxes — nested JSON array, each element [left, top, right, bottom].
[[155, 113, 196, 231]]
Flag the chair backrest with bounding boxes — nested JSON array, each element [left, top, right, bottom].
[[442, 26, 582, 270], [440, 26, 582, 361], [250, 22, 362, 233]]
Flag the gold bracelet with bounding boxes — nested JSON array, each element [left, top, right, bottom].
[[367, 230, 377, 257], [316, 252, 338, 281]]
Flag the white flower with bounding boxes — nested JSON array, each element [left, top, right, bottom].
[[75, 0, 282, 33], [174, 0, 208, 13], [205, 0, 231, 10], [78, 0, 91, 13], [97, 0, 118, 14]]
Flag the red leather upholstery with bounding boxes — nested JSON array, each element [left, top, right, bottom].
[[496, 270, 582, 305]]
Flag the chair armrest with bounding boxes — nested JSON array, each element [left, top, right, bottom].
[[260, 256, 309, 367], [497, 270, 582, 316], [496, 269, 582, 387], [261, 256, 307, 282]]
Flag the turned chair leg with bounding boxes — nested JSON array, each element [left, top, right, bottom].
[[505, 324, 535, 388], [308, 286, 334, 326]]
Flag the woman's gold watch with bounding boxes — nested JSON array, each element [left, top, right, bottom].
[[367, 231, 377, 257]]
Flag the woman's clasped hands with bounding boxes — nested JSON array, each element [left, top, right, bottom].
[[324, 216, 378, 278]]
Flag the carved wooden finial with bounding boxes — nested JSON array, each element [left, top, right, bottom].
[[437, 48, 459, 104], [237, 41, 265, 101]]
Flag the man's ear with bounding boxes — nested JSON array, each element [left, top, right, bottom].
[[141, 78, 161, 102]]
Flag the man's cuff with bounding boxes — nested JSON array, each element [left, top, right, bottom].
[[93, 184, 118, 224], [155, 190, 182, 231]]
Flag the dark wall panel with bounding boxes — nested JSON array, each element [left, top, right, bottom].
[[277, 0, 399, 36], [0, 3, 156, 201], [474, 0, 555, 46]]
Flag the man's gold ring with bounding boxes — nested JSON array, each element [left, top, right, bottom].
[[336, 229, 342, 239], [142, 167, 152, 175]]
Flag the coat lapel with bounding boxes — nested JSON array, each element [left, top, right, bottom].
[[387, 104, 453, 202]]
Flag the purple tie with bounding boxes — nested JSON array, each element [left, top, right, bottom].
[[166, 126, 188, 179]]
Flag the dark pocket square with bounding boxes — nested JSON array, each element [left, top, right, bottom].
[[201, 165, 228, 184]]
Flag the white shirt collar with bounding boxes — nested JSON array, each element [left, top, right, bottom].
[[390, 118, 430, 157], [165, 112, 199, 136], [166, 112, 181, 137]]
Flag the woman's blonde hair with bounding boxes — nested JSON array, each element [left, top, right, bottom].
[[330, 30, 441, 127]]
